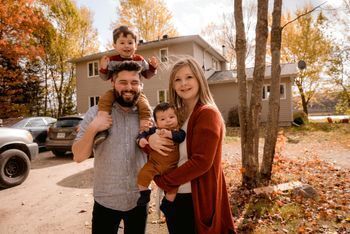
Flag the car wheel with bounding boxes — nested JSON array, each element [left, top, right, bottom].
[[0, 149, 31, 188], [52, 150, 66, 157]]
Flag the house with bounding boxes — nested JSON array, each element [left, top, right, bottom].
[[71, 35, 297, 126], [208, 63, 297, 126]]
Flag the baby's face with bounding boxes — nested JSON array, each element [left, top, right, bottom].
[[155, 108, 178, 129], [113, 34, 136, 58]]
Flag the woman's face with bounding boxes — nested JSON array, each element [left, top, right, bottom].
[[173, 65, 199, 104]]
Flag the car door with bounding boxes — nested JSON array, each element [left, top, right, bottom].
[[25, 118, 48, 146]]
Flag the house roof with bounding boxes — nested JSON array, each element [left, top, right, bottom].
[[207, 63, 297, 84], [70, 35, 227, 63]]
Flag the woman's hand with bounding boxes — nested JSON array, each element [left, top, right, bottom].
[[148, 132, 173, 156]]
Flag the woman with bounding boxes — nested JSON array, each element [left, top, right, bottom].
[[149, 57, 235, 234]]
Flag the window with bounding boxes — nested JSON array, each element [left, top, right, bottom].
[[262, 83, 286, 100], [212, 58, 219, 70], [89, 96, 100, 107], [160, 48, 168, 63], [157, 90, 169, 104], [88, 61, 99, 77], [55, 118, 82, 128], [27, 118, 46, 127]]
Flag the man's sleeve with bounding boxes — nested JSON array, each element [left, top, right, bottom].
[[75, 106, 98, 141]]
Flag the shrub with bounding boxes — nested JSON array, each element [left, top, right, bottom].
[[227, 106, 240, 127], [327, 117, 333, 123], [293, 110, 308, 126], [341, 118, 349, 123]]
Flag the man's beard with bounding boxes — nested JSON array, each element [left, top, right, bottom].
[[115, 90, 140, 107]]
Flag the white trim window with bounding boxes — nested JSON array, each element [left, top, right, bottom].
[[212, 57, 219, 71], [159, 48, 168, 63], [88, 61, 99, 78], [157, 89, 169, 104], [262, 83, 286, 100], [89, 96, 100, 107]]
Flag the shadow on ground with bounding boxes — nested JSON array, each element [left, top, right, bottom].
[[57, 168, 94, 189], [31, 150, 74, 170]]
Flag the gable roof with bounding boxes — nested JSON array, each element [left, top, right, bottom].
[[70, 35, 227, 64], [207, 63, 297, 84]]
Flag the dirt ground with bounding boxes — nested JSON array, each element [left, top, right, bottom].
[[0, 127, 349, 234]]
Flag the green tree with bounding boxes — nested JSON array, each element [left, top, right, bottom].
[[39, 0, 99, 117], [281, 5, 334, 114], [114, 0, 178, 41]]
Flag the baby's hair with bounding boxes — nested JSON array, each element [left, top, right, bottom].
[[113, 25, 137, 43], [153, 102, 176, 122]]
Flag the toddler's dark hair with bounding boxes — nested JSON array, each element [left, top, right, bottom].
[[113, 25, 137, 43]]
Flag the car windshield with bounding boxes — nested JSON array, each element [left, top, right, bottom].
[[55, 118, 81, 128], [11, 119, 27, 128]]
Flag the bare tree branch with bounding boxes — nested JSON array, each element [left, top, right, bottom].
[[282, 2, 327, 29]]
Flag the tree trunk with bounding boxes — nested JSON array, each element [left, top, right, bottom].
[[244, 0, 269, 188], [44, 62, 49, 116], [234, 0, 249, 184], [261, 0, 283, 184], [297, 84, 309, 115]]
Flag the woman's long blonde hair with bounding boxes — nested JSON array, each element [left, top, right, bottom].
[[168, 57, 225, 130]]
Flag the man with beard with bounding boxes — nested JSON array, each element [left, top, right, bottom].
[[72, 61, 150, 234]]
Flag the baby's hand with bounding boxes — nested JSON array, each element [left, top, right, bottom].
[[138, 138, 149, 148], [100, 56, 110, 70], [155, 129, 162, 135], [139, 119, 153, 132], [159, 129, 172, 138], [148, 56, 158, 68]]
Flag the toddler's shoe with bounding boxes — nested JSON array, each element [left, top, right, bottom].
[[94, 130, 109, 145], [137, 189, 151, 206]]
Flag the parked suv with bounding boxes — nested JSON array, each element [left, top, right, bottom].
[[0, 127, 38, 188], [46, 115, 83, 156], [11, 117, 57, 147]]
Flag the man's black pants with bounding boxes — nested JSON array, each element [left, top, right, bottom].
[[92, 200, 148, 234]]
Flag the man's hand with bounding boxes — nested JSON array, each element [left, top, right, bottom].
[[91, 111, 113, 133], [100, 56, 110, 70], [148, 132, 173, 156], [139, 119, 153, 132], [148, 56, 158, 68]]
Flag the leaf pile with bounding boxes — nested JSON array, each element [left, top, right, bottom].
[[223, 153, 350, 233]]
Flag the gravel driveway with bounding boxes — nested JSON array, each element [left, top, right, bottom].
[[0, 129, 348, 233]]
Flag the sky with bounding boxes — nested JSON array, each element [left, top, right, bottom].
[[74, 0, 343, 51]]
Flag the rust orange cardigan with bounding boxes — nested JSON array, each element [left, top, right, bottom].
[[154, 102, 235, 234]]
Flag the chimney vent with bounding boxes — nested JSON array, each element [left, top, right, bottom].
[[222, 45, 226, 57]]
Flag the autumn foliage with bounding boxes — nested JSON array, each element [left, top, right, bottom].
[[0, 0, 49, 117], [0, 0, 99, 118]]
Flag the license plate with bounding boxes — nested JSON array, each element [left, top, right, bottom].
[[57, 132, 65, 139]]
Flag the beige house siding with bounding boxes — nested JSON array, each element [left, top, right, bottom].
[[142, 41, 196, 107], [76, 62, 111, 114], [209, 83, 239, 121], [74, 38, 225, 112], [260, 77, 293, 125], [73, 35, 295, 126], [209, 76, 294, 126]]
